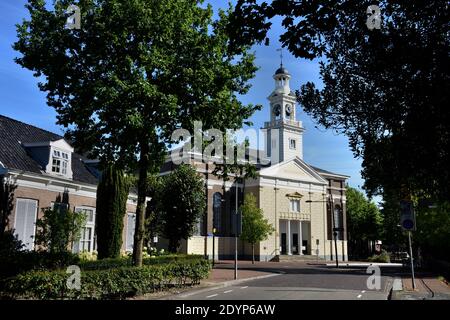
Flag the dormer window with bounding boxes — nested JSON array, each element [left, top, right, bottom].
[[22, 138, 74, 179], [52, 149, 70, 175]]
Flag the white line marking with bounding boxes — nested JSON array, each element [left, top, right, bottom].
[[206, 294, 218, 298], [357, 294, 362, 298], [224, 290, 233, 294], [240, 286, 248, 289], [361, 290, 366, 293]]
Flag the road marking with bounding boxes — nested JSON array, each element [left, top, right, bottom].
[[224, 290, 233, 294], [240, 286, 248, 289], [206, 294, 218, 298], [357, 294, 362, 298], [361, 290, 366, 293]]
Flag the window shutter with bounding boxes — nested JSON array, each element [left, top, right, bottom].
[[14, 199, 37, 251], [126, 214, 135, 252]]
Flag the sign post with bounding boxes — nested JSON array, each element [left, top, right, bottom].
[[316, 239, 320, 263], [400, 200, 416, 289]]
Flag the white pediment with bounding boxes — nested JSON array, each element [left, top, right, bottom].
[[259, 157, 327, 184], [50, 139, 74, 152]]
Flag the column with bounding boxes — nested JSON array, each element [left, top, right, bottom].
[[287, 220, 292, 255], [299, 220, 303, 255]]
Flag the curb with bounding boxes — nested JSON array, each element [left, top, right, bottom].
[[169, 272, 283, 299], [325, 263, 403, 268]]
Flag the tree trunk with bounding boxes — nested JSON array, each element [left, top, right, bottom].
[[252, 243, 255, 264], [168, 238, 179, 253], [132, 142, 149, 267]]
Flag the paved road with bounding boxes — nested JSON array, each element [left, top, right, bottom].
[[169, 264, 395, 300]]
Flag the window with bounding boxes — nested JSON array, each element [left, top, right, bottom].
[[290, 199, 300, 212], [334, 205, 344, 240], [51, 149, 70, 175], [73, 207, 96, 253], [14, 199, 38, 251], [289, 138, 296, 150], [125, 213, 136, 252], [213, 193, 222, 234]]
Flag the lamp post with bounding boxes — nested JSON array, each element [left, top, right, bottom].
[[234, 184, 239, 280], [212, 227, 217, 266], [306, 194, 340, 268]]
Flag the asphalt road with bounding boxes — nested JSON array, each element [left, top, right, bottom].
[[170, 264, 396, 300]]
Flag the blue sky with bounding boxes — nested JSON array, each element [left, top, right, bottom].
[[0, 1, 373, 199]]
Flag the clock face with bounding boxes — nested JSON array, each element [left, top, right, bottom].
[[285, 104, 292, 117], [273, 104, 281, 117]]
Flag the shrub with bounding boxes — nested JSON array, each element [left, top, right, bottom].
[[367, 250, 391, 263], [78, 250, 98, 262], [1, 258, 211, 299], [79, 254, 202, 271], [0, 232, 79, 280], [35, 207, 86, 253]]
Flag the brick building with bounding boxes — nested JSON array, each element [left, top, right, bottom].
[[0, 115, 138, 253]]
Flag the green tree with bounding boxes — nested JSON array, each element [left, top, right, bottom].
[[0, 176, 16, 237], [228, 0, 449, 202], [95, 163, 130, 259], [346, 187, 383, 258], [157, 164, 206, 253], [14, 0, 259, 266], [144, 174, 163, 250], [35, 208, 86, 253], [415, 201, 450, 261], [240, 193, 274, 264], [379, 190, 406, 251]]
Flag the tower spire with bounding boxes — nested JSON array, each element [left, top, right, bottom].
[[276, 48, 283, 68]]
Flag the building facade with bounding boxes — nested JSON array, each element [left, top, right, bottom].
[[1, 65, 348, 261], [163, 65, 349, 261], [0, 115, 138, 253]]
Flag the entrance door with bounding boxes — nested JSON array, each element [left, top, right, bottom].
[[281, 233, 287, 254], [293, 233, 299, 254]]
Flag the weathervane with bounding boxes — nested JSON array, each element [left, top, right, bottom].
[[276, 48, 283, 67]]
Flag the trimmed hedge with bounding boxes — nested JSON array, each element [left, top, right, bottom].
[[1, 258, 210, 300], [79, 254, 203, 270], [0, 250, 79, 279]]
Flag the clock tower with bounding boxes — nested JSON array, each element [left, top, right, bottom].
[[264, 65, 305, 164]]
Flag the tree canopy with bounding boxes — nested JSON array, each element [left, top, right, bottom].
[[15, 0, 260, 265], [229, 0, 449, 202], [240, 193, 274, 263], [346, 186, 383, 258]]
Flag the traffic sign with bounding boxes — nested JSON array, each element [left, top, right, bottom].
[[400, 200, 416, 231]]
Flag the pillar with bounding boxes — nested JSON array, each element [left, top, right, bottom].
[[299, 220, 303, 255], [287, 220, 292, 255]]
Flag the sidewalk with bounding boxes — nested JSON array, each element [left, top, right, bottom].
[[392, 272, 450, 300], [205, 261, 275, 284]]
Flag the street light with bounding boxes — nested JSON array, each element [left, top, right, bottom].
[[212, 227, 217, 266], [306, 194, 340, 268]]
